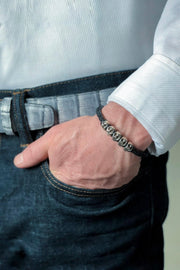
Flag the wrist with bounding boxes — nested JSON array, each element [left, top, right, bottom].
[[102, 102, 153, 151]]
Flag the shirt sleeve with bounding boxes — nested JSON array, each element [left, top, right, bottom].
[[107, 0, 180, 157]]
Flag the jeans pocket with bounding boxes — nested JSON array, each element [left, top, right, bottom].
[[39, 157, 152, 223], [40, 158, 147, 198], [37, 158, 153, 269]]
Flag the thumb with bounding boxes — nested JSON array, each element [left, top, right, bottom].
[[14, 134, 50, 168]]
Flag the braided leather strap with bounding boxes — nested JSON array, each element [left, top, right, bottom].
[[96, 105, 150, 158]]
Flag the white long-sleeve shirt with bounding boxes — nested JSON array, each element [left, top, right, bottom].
[[0, 0, 179, 156], [108, 0, 180, 156]]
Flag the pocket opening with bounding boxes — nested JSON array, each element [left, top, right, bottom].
[[40, 159, 148, 198]]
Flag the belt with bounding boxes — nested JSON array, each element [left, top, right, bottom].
[[0, 87, 115, 135]]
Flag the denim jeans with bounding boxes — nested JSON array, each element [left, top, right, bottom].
[[0, 70, 169, 269]]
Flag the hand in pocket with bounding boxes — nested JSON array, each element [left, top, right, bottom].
[[13, 110, 147, 190]]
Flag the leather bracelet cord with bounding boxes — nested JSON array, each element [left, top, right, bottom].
[[96, 105, 150, 158]]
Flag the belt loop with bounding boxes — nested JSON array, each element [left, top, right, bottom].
[[12, 90, 33, 144], [0, 97, 14, 135]]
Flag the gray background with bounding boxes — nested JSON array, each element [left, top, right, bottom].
[[164, 141, 180, 269]]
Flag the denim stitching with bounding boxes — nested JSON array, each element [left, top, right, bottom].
[[0, 70, 133, 96], [42, 161, 103, 195], [43, 161, 101, 194], [41, 160, 132, 197], [41, 163, 126, 198], [20, 144, 29, 148], [13, 89, 31, 95], [41, 164, 103, 197], [0, 90, 13, 93], [20, 91, 32, 143], [29, 70, 132, 92], [12, 93, 19, 137]]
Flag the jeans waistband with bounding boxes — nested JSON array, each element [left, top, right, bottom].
[[0, 69, 135, 135]]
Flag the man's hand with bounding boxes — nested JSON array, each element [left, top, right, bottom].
[[14, 102, 152, 190]]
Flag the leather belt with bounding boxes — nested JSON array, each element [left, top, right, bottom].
[[0, 87, 115, 135]]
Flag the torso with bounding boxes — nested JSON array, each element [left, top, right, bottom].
[[0, 0, 166, 89]]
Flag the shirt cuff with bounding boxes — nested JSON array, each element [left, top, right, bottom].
[[107, 54, 180, 157]]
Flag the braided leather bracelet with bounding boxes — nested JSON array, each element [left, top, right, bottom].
[[96, 105, 150, 158]]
